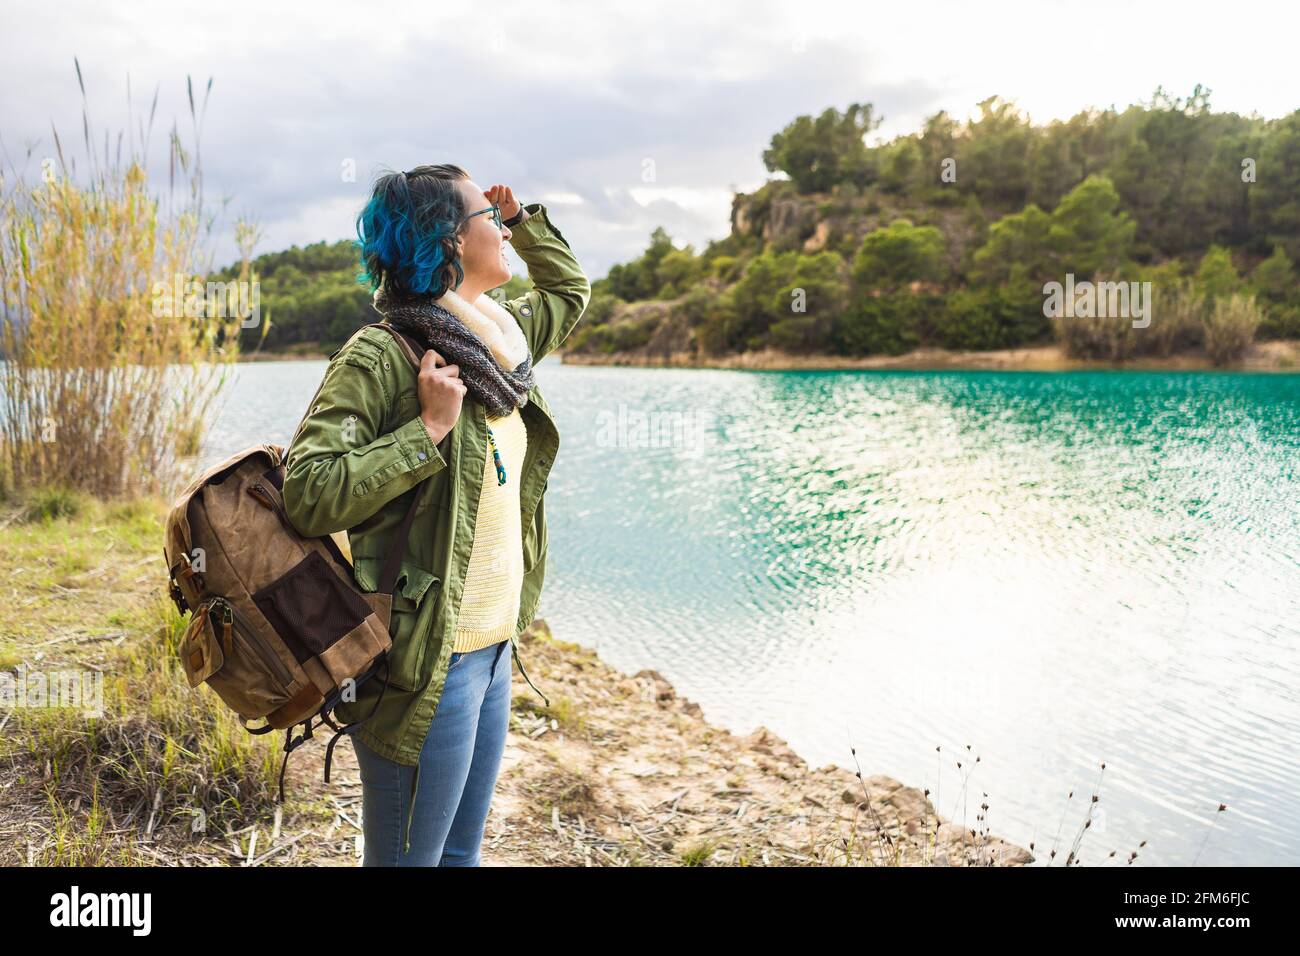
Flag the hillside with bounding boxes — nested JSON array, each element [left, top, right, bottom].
[[567, 88, 1300, 367], [215, 240, 534, 355]]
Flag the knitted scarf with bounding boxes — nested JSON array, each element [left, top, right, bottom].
[[372, 281, 535, 417]]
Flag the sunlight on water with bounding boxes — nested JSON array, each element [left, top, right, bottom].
[[204, 360, 1300, 865]]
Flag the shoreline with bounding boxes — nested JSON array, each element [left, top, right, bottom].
[[237, 341, 1300, 372], [481, 619, 1036, 866], [557, 340, 1300, 372], [0, 494, 1034, 866]]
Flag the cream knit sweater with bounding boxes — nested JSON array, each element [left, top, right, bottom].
[[451, 406, 528, 652], [415, 284, 532, 653]]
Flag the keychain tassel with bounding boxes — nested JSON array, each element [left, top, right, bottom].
[[487, 424, 507, 485]]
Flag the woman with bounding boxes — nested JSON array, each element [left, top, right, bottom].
[[281, 163, 590, 865]]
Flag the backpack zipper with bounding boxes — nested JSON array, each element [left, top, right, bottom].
[[249, 481, 294, 533], [210, 596, 294, 686]]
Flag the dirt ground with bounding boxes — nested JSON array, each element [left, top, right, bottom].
[[249, 620, 1034, 867]]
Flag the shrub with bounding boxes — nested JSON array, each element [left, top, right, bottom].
[[679, 284, 716, 327], [1194, 245, 1242, 301], [851, 219, 947, 291], [20, 485, 85, 523], [1259, 304, 1300, 340], [832, 291, 936, 356], [770, 315, 831, 353], [707, 255, 741, 282], [583, 288, 620, 326], [1143, 278, 1205, 356], [1203, 293, 1263, 366], [937, 284, 1048, 351], [1053, 311, 1136, 361]]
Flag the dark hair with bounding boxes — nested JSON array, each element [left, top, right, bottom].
[[355, 163, 470, 298]]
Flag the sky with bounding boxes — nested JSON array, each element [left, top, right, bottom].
[[2, 0, 1296, 279]]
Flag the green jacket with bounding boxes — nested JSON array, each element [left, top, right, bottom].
[[281, 202, 590, 783]]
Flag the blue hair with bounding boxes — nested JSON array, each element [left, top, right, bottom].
[[355, 164, 468, 297]]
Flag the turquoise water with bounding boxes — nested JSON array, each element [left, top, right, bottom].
[[203, 361, 1300, 866]]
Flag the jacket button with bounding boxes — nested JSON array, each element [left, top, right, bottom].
[[417, 452, 427, 461]]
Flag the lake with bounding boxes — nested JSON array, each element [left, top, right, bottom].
[[201, 359, 1300, 866]]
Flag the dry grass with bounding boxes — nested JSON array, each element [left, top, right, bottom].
[[0, 62, 261, 499]]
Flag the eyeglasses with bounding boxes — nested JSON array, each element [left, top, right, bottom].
[[461, 204, 503, 232]]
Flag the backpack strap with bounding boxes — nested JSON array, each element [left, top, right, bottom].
[[275, 656, 393, 804], [363, 321, 451, 597], [359, 320, 424, 372], [377, 489, 423, 597]]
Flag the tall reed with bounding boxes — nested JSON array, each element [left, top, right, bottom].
[[0, 62, 254, 498], [1203, 292, 1263, 366]]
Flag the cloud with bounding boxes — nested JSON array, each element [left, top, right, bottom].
[[2, 0, 1295, 278]]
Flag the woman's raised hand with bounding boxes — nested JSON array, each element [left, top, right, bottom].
[[484, 184, 524, 224]]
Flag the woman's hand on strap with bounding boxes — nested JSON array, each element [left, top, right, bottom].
[[417, 349, 466, 444]]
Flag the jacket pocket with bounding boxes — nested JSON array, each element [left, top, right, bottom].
[[352, 557, 440, 691]]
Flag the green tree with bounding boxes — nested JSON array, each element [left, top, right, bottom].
[[1194, 245, 1241, 299], [655, 246, 702, 298], [605, 227, 676, 301], [1251, 111, 1300, 260], [831, 291, 939, 356], [969, 204, 1053, 285], [959, 97, 1034, 211], [769, 251, 848, 352], [1048, 174, 1135, 277], [852, 219, 947, 291], [1251, 245, 1296, 302], [762, 103, 881, 193], [726, 249, 799, 349], [936, 284, 1049, 350]]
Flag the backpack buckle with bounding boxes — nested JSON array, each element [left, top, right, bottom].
[[168, 579, 189, 615], [167, 551, 205, 615]]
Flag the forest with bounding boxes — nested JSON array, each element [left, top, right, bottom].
[[224, 86, 1300, 363], [576, 86, 1300, 364]]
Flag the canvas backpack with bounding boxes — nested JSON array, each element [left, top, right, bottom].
[[163, 323, 435, 800]]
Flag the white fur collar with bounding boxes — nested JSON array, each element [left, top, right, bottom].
[[432, 287, 530, 370]]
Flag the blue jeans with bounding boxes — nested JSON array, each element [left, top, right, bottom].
[[352, 638, 512, 866]]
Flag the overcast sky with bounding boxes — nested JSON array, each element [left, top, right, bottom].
[[2, 0, 1296, 278]]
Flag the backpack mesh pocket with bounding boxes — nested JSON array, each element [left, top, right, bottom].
[[252, 550, 374, 662]]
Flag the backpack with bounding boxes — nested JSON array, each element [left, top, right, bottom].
[[163, 323, 434, 801]]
